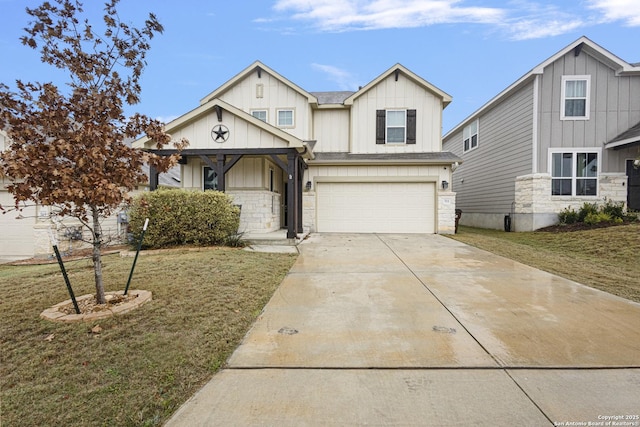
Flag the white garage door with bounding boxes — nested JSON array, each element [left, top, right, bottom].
[[0, 192, 36, 260], [316, 182, 435, 233]]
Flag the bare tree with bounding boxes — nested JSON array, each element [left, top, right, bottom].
[[0, 0, 186, 303]]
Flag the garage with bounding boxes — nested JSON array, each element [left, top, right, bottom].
[[0, 191, 36, 260], [316, 181, 436, 233]]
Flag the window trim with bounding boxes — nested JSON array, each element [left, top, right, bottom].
[[251, 109, 268, 122], [463, 119, 479, 153], [276, 108, 295, 128], [561, 75, 590, 120], [385, 109, 407, 144], [548, 148, 600, 197]]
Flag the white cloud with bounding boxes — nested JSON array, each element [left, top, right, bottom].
[[267, 0, 640, 40], [155, 115, 179, 124], [587, 0, 640, 26], [272, 0, 505, 31], [311, 63, 359, 90]]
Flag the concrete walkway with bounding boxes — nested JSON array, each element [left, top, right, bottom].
[[165, 234, 640, 426]]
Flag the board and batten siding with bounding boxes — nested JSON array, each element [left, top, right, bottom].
[[537, 50, 640, 174], [447, 82, 534, 214], [312, 109, 350, 152], [350, 74, 442, 154], [217, 71, 313, 141], [165, 109, 292, 150], [182, 157, 266, 190]]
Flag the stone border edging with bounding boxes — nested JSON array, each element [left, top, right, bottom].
[[40, 290, 152, 323]]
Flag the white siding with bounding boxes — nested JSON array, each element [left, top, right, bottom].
[[167, 110, 291, 150], [350, 74, 442, 154], [313, 109, 350, 152], [217, 71, 313, 141]]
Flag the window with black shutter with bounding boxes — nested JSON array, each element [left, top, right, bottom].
[[376, 109, 416, 144]]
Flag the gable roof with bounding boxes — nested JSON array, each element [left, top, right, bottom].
[[444, 36, 640, 139], [132, 97, 309, 153], [344, 63, 452, 108], [605, 120, 640, 150], [199, 60, 318, 106]]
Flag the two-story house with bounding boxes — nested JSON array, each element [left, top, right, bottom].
[[443, 36, 640, 231], [134, 61, 461, 237]]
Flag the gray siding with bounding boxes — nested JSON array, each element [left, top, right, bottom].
[[444, 83, 534, 214], [537, 50, 640, 173]]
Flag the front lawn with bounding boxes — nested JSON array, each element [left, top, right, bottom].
[[447, 223, 640, 303], [0, 248, 297, 426]]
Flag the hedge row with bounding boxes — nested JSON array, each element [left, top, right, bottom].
[[128, 189, 240, 249]]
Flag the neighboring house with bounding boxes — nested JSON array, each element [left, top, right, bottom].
[[1, 129, 38, 261], [0, 131, 178, 261], [133, 61, 461, 237], [443, 36, 640, 231]]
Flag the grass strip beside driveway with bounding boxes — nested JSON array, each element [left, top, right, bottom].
[[0, 247, 296, 427], [447, 224, 640, 303]]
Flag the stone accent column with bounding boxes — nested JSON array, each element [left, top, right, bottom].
[[437, 191, 456, 234], [599, 173, 628, 206], [302, 191, 316, 233]]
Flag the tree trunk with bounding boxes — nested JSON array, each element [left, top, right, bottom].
[[91, 206, 106, 304]]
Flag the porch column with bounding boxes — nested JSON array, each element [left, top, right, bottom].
[[149, 165, 159, 191], [296, 157, 304, 233], [216, 154, 226, 192], [287, 152, 297, 239]]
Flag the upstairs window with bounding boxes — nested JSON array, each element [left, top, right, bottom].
[[386, 110, 406, 143], [463, 120, 478, 152], [277, 109, 294, 127], [252, 110, 267, 122], [561, 76, 590, 120], [376, 109, 416, 144], [550, 150, 598, 196]]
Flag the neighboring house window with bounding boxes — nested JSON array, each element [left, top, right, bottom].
[[277, 109, 294, 127], [550, 150, 598, 196], [561, 76, 590, 120], [252, 110, 267, 122], [375, 109, 416, 144], [203, 167, 218, 191], [463, 120, 478, 152]]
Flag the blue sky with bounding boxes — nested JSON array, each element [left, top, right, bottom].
[[1, 0, 639, 133]]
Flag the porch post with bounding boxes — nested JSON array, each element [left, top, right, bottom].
[[296, 157, 304, 233], [149, 165, 159, 191], [216, 154, 226, 192], [287, 152, 297, 239]]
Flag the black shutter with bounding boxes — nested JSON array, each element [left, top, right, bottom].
[[407, 109, 416, 144], [376, 110, 385, 144]]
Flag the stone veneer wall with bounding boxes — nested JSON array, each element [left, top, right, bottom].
[[33, 209, 126, 257], [437, 191, 456, 234], [514, 173, 628, 231], [302, 191, 315, 233], [227, 190, 281, 233]]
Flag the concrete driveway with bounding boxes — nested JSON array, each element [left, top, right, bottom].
[[166, 233, 640, 426]]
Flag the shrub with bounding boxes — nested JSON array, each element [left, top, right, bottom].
[[558, 207, 579, 224], [128, 189, 240, 249], [583, 211, 612, 225], [577, 202, 599, 223], [601, 199, 625, 220]]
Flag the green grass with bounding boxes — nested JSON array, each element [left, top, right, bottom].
[[447, 223, 640, 303], [0, 248, 297, 426]]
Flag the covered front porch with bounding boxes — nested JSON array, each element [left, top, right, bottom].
[[148, 147, 308, 239]]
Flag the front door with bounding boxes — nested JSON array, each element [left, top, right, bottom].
[[627, 160, 640, 211]]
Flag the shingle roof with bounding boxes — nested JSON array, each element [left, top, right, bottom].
[[310, 152, 462, 164], [606, 121, 640, 149], [310, 91, 355, 105]]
